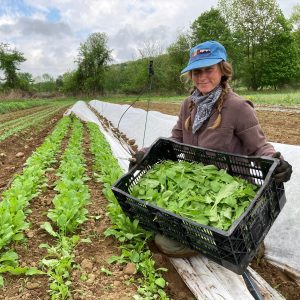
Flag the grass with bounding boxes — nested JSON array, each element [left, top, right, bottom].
[[100, 90, 300, 106], [2, 90, 300, 107], [239, 90, 300, 106], [100, 94, 183, 104], [0, 98, 78, 114]]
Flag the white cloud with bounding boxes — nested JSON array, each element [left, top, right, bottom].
[[0, 0, 297, 77]]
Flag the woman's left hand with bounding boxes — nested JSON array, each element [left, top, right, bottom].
[[272, 152, 293, 183]]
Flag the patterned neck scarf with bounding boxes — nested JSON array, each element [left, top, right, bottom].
[[191, 85, 222, 134]]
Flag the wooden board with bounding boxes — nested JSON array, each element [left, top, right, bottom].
[[170, 255, 285, 300]]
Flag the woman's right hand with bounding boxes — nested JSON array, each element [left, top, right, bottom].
[[128, 150, 145, 170]]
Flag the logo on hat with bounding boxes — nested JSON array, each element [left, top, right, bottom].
[[192, 48, 211, 58]]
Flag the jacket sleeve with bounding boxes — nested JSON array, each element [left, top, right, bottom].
[[170, 99, 190, 143], [235, 101, 276, 156], [170, 117, 183, 143]]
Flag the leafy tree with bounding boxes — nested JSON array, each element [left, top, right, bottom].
[[166, 33, 192, 94], [18, 72, 33, 91], [190, 8, 234, 49], [135, 40, 170, 94], [105, 54, 179, 95], [260, 14, 300, 88], [33, 73, 56, 92], [0, 43, 26, 89], [190, 7, 241, 82], [76, 32, 112, 95], [290, 4, 300, 29], [55, 75, 64, 91], [290, 4, 300, 83], [61, 70, 82, 95], [117, 59, 149, 94], [149, 54, 173, 94], [218, 0, 297, 90], [103, 64, 122, 93]]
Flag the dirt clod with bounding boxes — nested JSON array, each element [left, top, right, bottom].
[[15, 152, 25, 158], [123, 263, 136, 275], [26, 282, 40, 290], [26, 230, 35, 238], [128, 139, 136, 145], [81, 259, 93, 271]]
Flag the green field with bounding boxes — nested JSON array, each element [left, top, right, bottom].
[[0, 98, 77, 114], [1, 90, 299, 110], [100, 90, 300, 106]]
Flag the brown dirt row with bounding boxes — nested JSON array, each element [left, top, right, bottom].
[[69, 126, 137, 300], [0, 107, 68, 193]]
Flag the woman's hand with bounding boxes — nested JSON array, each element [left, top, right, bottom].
[[272, 152, 293, 183], [128, 150, 145, 170]]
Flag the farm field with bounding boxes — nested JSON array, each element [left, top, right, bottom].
[[0, 104, 191, 300], [0, 101, 299, 300], [132, 102, 300, 146], [101, 90, 300, 106]]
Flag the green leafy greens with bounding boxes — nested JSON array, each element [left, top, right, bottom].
[[131, 160, 258, 231]]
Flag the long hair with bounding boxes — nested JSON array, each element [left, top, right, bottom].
[[184, 61, 233, 131]]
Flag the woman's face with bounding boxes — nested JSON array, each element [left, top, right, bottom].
[[191, 64, 223, 95]]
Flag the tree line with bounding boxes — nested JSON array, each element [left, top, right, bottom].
[[1, 0, 300, 96]]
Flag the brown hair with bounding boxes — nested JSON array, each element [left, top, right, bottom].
[[184, 61, 232, 131]]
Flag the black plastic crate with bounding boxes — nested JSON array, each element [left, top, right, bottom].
[[112, 138, 286, 274]]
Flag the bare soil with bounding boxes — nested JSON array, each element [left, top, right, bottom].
[[0, 103, 299, 300]]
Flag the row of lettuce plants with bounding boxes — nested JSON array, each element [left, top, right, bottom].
[[0, 116, 72, 287], [0, 104, 62, 131], [0, 100, 52, 114], [0, 105, 66, 142], [40, 117, 90, 299], [87, 122, 169, 300]]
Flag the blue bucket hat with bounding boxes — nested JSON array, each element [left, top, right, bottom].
[[181, 41, 227, 74]]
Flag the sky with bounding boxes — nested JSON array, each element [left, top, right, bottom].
[[0, 0, 299, 79]]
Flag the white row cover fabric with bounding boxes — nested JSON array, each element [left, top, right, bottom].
[[89, 100, 177, 149], [65, 100, 288, 298], [264, 142, 300, 276], [88, 100, 300, 276], [64, 101, 131, 171]]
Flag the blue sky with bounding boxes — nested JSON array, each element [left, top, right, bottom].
[[46, 8, 61, 22], [0, 1, 60, 20], [0, 0, 299, 78]]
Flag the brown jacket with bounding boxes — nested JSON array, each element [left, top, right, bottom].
[[171, 90, 276, 156]]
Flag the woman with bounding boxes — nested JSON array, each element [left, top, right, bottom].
[[131, 40, 292, 257], [172, 40, 279, 157]]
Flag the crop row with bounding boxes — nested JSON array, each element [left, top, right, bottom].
[[0, 104, 59, 131], [87, 122, 169, 300], [0, 100, 53, 115], [0, 105, 50, 123], [0, 105, 65, 142], [0, 116, 72, 286], [40, 117, 90, 299]]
